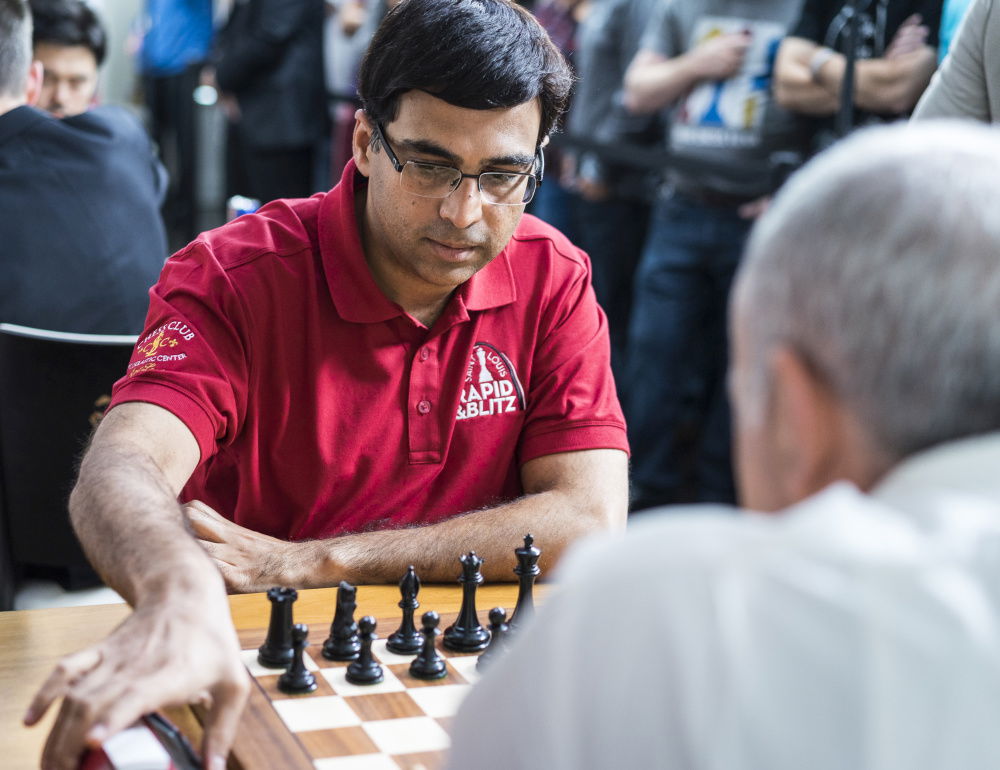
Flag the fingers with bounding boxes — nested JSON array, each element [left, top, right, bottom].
[[24, 647, 103, 726], [185, 502, 229, 543], [201, 674, 252, 770]]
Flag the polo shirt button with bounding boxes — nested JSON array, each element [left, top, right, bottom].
[[417, 400, 431, 414], [419, 347, 430, 361]]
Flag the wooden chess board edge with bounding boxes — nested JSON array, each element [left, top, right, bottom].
[[190, 677, 315, 770]]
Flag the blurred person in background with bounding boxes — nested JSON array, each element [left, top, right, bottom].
[[774, 0, 941, 153], [0, 0, 167, 334], [215, 0, 328, 204], [138, 0, 214, 244], [563, 0, 660, 382], [621, 0, 807, 511], [29, 0, 104, 117], [526, 0, 586, 242]]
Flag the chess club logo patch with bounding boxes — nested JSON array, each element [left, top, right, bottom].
[[126, 321, 194, 377], [457, 342, 525, 421]]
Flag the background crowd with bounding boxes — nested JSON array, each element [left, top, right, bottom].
[[0, 0, 988, 520]]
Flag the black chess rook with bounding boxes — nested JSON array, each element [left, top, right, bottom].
[[410, 610, 447, 680], [278, 623, 318, 695], [443, 551, 490, 652], [387, 565, 423, 654], [345, 616, 384, 685], [509, 533, 541, 630], [258, 586, 298, 668], [323, 581, 361, 661]]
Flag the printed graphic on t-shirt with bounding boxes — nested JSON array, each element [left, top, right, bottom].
[[672, 16, 785, 150], [126, 320, 195, 377], [456, 342, 525, 421]]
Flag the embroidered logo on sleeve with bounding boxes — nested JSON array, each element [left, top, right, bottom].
[[127, 321, 195, 377], [457, 342, 525, 421]]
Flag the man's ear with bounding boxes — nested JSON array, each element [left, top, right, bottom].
[[25, 61, 43, 107], [769, 346, 844, 504], [352, 109, 374, 177]]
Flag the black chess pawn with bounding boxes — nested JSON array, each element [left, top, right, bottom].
[[410, 611, 447, 680], [258, 586, 298, 668], [476, 607, 509, 671], [346, 616, 384, 685], [322, 581, 361, 661], [443, 551, 490, 652], [508, 534, 541, 630], [278, 623, 318, 694], [387, 565, 423, 654]]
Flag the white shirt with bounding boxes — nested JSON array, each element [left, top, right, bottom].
[[447, 435, 1000, 770]]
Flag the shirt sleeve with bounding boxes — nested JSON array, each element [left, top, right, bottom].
[[639, 0, 682, 58], [516, 245, 629, 464], [109, 241, 253, 463], [912, 0, 992, 120]]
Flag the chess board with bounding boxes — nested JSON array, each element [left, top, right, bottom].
[[207, 613, 480, 770]]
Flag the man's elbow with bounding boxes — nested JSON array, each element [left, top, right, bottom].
[[622, 81, 658, 115]]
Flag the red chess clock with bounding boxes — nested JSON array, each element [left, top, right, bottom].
[[78, 713, 201, 770]]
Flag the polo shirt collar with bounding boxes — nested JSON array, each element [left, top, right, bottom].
[[319, 159, 516, 325]]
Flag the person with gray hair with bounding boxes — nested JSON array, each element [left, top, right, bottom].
[[448, 121, 1000, 770]]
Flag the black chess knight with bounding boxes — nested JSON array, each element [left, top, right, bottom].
[[258, 586, 298, 668], [444, 551, 490, 652], [323, 581, 361, 661]]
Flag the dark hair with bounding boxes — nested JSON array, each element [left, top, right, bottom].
[[0, 0, 31, 97], [29, 0, 105, 65], [357, 0, 572, 146]]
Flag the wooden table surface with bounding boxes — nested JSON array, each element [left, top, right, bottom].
[[1, 583, 526, 768]]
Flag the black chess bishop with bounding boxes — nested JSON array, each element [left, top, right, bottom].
[[387, 565, 423, 654]]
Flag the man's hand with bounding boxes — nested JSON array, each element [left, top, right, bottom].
[[885, 14, 928, 59], [23, 597, 249, 770], [689, 32, 752, 81], [186, 500, 320, 592]]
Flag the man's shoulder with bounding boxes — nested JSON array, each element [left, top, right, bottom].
[[177, 195, 326, 273], [509, 213, 590, 272]]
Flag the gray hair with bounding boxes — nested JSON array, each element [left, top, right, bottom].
[[0, 0, 31, 99], [733, 121, 1000, 463]]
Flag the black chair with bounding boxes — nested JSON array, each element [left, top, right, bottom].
[[0, 323, 137, 605]]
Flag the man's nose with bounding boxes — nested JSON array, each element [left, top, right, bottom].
[[438, 176, 484, 229]]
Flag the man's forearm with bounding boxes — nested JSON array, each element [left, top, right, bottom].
[[261, 449, 631, 587], [624, 53, 705, 114], [839, 48, 937, 114], [69, 406, 218, 605], [774, 38, 841, 115], [323, 493, 617, 583]]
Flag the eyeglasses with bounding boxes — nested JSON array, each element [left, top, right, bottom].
[[374, 122, 543, 206]]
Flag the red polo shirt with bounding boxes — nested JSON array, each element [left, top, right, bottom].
[[110, 161, 628, 540]]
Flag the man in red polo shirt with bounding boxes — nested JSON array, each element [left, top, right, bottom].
[[25, 0, 629, 767]]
